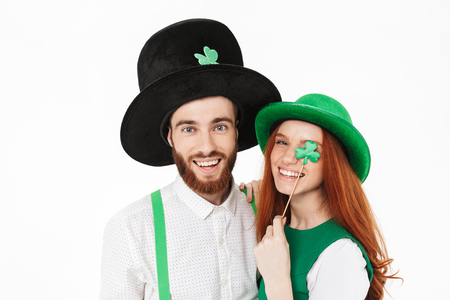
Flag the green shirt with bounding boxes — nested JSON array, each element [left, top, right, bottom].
[[258, 219, 373, 300]]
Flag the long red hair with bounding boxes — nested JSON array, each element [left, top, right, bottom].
[[256, 124, 399, 300]]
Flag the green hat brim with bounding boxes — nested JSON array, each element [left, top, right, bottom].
[[255, 102, 371, 182]]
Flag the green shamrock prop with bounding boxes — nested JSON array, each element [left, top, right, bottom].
[[282, 140, 321, 218], [295, 141, 320, 165], [194, 46, 219, 65]]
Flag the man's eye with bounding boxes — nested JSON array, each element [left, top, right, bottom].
[[215, 125, 226, 131], [182, 127, 194, 133]]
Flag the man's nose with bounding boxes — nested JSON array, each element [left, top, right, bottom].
[[198, 132, 217, 154]]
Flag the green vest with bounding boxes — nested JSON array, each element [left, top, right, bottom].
[[258, 219, 373, 300]]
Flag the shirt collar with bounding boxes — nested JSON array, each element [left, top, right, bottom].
[[173, 174, 237, 220]]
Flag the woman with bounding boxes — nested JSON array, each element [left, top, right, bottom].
[[247, 94, 398, 300]]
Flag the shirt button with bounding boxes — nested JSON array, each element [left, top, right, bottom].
[[223, 279, 229, 286], [219, 237, 225, 245]]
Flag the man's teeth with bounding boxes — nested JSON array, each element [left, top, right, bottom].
[[196, 160, 219, 167], [280, 169, 304, 178]]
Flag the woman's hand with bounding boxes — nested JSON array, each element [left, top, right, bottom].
[[239, 179, 262, 206], [254, 216, 293, 300]]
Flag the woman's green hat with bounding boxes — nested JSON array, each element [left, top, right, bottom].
[[255, 93, 371, 182]]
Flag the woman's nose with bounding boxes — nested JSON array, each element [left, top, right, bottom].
[[282, 147, 298, 165]]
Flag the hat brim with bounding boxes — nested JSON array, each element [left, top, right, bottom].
[[255, 102, 371, 182], [121, 64, 281, 166]]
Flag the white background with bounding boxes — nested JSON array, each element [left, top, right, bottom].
[[1, 0, 449, 299]]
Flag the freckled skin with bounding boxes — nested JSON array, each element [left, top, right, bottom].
[[270, 120, 324, 200]]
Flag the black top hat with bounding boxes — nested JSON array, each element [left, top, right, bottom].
[[120, 18, 281, 166]]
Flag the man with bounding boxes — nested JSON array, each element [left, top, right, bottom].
[[100, 19, 280, 299]]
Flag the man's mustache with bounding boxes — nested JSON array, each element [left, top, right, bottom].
[[189, 151, 226, 161]]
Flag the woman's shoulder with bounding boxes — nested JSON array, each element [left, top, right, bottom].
[[313, 238, 369, 275], [318, 238, 366, 263], [306, 238, 370, 300]]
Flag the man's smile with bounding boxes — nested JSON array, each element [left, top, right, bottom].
[[193, 158, 222, 172], [194, 159, 220, 168]]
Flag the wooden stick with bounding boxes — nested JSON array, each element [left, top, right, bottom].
[[281, 163, 304, 218]]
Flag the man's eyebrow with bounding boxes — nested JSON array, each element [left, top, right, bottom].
[[212, 117, 234, 124], [174, 120, 197, 128], [174, 117, 233, 129]]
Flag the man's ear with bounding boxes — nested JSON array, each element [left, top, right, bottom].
[[167, 127, 173, 147], [235, 120, 239, 139]]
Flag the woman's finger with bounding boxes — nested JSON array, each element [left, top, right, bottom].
[[251, 179, 262, 208], [272, 216, 285, 237], [239, 182, 255, 203], [265, 225, 273, 237], [246, 183, 253, 202]]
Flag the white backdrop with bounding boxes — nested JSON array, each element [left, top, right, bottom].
[[1, 0, 449, 299]]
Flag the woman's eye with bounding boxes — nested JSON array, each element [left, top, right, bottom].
[[276, 140, 287, 145]]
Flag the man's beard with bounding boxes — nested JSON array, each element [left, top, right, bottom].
[[172, 145, 238, 195]]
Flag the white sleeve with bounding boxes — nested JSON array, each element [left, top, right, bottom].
[[99, 215, 148, 300], [307, 238, 370, 300]]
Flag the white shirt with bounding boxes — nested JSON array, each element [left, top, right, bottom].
[[100, 175, 258, 300], [307, 238, 370, 300]]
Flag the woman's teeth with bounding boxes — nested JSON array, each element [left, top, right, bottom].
[[280, 169, 304, 178]]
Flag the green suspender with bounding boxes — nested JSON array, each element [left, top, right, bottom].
[[151, 188, 256, 299], [243, 189, 257, 214], [151, 190, 171, 300], [250, 198, 257, 214]]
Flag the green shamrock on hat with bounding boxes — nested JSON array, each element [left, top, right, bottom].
[[194, 46, 219, 65]]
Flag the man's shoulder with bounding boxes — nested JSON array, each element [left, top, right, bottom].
[[231, 183, 247, 202], [108, 181, 175, 224], [108, 194, 153, 226]]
